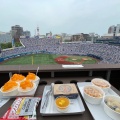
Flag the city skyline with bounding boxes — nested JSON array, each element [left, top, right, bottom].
[[0, 0, 120, 36]]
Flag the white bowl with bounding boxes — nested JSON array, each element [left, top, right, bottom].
[[55, 96, 70, 112], [83, 85, 105, 104], [91, 78, 111, 94], [103, 95, 120, 120], [0, 86, 18, 96], [18, 83, 36, 95]]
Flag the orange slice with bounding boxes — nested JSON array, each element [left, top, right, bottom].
[[20, 80, 33, 89], [2, 81, 18, 92], [11, 74, 25, 82], [26, 72, 36, 80]]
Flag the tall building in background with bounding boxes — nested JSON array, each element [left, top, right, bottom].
[[11, 25, 23, 39], [23, 31, 31, 38], [0, 32, 12, 43], [108, 25, 116, 34], [108, 24, 120, 37], [115, 24, 120, 37], [96, 24, 120, 44], [115, 24, 120, 34]]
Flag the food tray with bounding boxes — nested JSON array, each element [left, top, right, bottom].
[[0, 78, 40, 98], [40, 85, 85, 116], [77, 82, 119, 120]]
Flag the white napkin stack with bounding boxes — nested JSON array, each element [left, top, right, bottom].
[[62, 65, 84, 68]]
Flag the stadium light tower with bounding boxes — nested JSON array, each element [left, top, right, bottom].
[[34, 29, 36, 36], [37, 26, 40, 36]]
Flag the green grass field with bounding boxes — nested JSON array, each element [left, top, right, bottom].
[[0, 53, 98, 65]]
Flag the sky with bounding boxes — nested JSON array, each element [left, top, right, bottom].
[[0, 0, 120, 36]]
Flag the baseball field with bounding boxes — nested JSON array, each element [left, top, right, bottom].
[[0, 53, 98, 65]]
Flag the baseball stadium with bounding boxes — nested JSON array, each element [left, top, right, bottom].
[[0, 38, 120, 65]]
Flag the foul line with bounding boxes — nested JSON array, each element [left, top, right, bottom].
[[32, 56, 33, 65]]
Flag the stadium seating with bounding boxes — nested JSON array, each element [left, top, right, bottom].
[[0, 38, 120, 64]]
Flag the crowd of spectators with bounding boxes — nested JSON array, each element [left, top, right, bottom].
[[1, 38, 120, 64]]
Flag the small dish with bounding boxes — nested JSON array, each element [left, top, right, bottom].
[[103, 95, 120, 120], [83, 85, 105, 104], [91, 78, 111, 93], [55, 96, 70, 112]]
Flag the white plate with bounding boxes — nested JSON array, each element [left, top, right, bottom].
[[77, 82, 119, 120], [0, 78, 40, 98], [40, 85, 85, 116]]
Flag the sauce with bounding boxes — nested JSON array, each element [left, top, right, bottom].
[[56, 97, 69, 108]]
